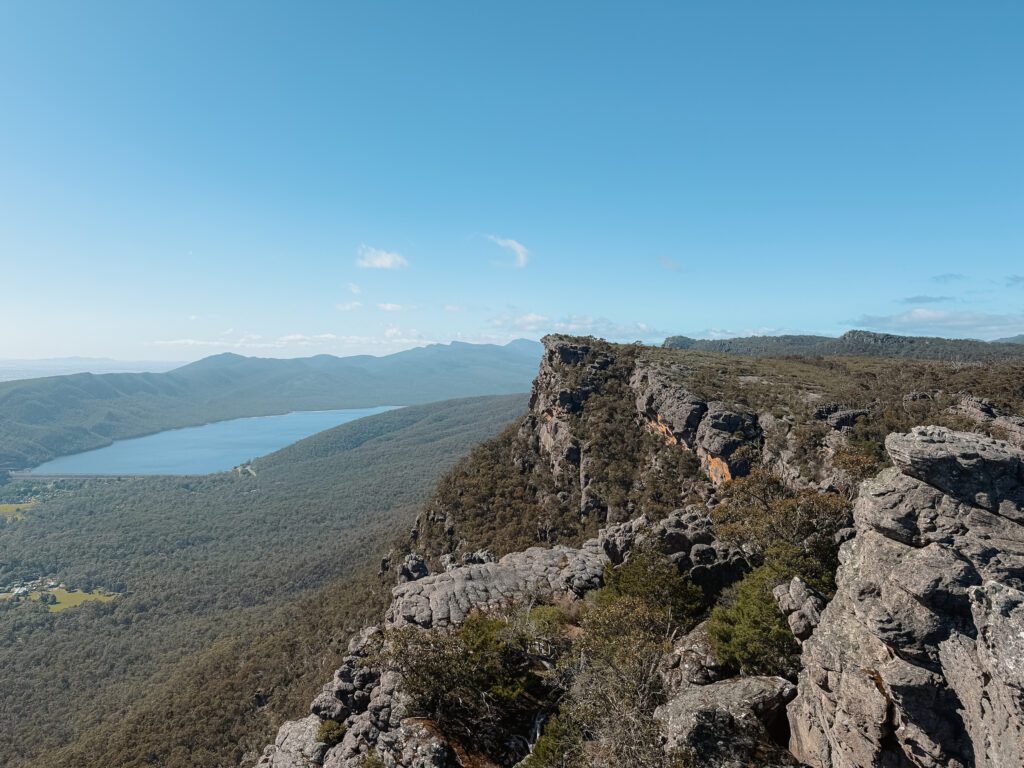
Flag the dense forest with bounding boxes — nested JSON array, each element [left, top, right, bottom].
[[0, 395, 527, 768], [663, 328, 1024, 361], [0, 339, 540, 470]]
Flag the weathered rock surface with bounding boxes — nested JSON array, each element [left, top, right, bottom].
[[773, 577, 826, 643], [656, 676, 797, 767], [788, 426, 1024, 768], [386, 542, 606, 629], [951, 394, 1024, 449], [256, 715, 328, 768], [695, 402, 761, 484], [661, 621, 729, 691], [598, 507, 749, 595]]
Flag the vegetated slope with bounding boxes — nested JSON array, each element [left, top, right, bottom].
[[663, 328, 1024, 361], [251, 335, 1024, 768], [0, 394, 527, 768], [996, 333, 1024, 344], [0, 339, 541, 470]]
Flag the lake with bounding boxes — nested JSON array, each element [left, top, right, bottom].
[[28, 407, 399, 476]]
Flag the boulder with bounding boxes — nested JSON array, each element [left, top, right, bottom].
[[655, 676, 797, 767], [386, 542, 607, 630], [772, 577, 826, 642], [256, 715, 328, 768], [788, 427, 1024, 768]]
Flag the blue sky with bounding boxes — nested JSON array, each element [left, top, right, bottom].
[[1, 2, 1022, 360]]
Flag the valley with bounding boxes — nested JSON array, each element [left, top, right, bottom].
[[0, 394, 528, 768]]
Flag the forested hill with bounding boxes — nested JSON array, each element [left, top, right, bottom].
[[663, 328, 1024, 361], [1, 394, 528, 768], [0, 339, 541, 470]]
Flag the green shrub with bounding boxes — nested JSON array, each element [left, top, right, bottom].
[[596, 545, 705, 629], [706, 542, 834, 678], [316, 718, 347, 748], [379, 611, 553, 760]]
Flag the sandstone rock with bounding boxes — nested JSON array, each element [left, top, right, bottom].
[[661, 621, 728, 691], [631, 363, 708, 446], [599, 507, 748, 595], [788, 427, 1024, 768], [386, 542, 606, 629], [695, 402, 761, 484], [397, 553, 429, 583], [950, 395, 1024, 449], [256, 715, 327, 768], [772, 577, 826, 642], [655, 676, 797, 767]]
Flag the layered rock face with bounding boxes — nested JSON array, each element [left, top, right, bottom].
[[788, 427, 1024, 768]]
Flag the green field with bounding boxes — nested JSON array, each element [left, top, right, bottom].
[[1, 587, 115, 612], [0, 500, 35, 522]]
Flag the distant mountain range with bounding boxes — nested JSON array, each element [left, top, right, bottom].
[[0, 357, 184, 382], [663, 329, 1024, 361], [0, 339, 542, 471]]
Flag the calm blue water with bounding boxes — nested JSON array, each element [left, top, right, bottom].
[[29, 407, 399, 476]]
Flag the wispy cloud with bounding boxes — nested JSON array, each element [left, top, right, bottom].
[[444, 304, 465, 312], [336, 301, 362, 311], [852, 308, 1024, 340], [659, 256, 681, 272], [899, 295, 953, 304], [930, 273, 966, 284], [377, 303, 403, 311], [487, 235, 529, 267], [490, 312, 665, 341], [1007, 275, 1024, 287], [347, 282, 362, 294], [357, 244, 408, 270]]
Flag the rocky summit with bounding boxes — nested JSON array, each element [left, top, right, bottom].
[[789, 427, 1024, 768], [251, 336, 1024, 768]]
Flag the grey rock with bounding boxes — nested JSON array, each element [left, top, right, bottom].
[[951, 395, 1024, 449], [599, 507, 748, 596], [631, 363, 708, 446], [789, 427, 1024, 768], [772, 577, 826, 642], [397, 553, 429, 584], [661, 621, 728, 691], [656, 676, 797, 767], [256, 715, 327, 768], [695, 402, 761, 485], [386, 542, 607, 629]]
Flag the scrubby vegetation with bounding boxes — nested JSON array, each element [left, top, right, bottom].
[[663, 329, 1024, 362], [0, 395, 525, 768], [382, 549, 703, 767]]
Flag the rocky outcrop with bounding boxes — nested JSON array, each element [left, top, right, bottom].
[[386, 542, 606, 630], [788, 427, 1024, 768], [631, 362, 762, 485], [598, 507, 749, 595], [951, 395, 1024, 448], [773, 577, 826, 643], [656, 676, 797, 767], [256, 716, 328, 768]]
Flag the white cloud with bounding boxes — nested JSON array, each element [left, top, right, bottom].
[[377, 303, 403, 311], [444, 304, 465, 312], [490, 312, 665, 341], [384, 326, 402, 339], [336, 301, 362, 311], [487, 235, 529, 267], [357, 244, 408, 269], [853, 308, 1024, 340], [347, 282, 362, 294]]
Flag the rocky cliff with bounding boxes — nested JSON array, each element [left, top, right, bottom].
[[788, 427, 1024, 768], [251, 336, 1024, 768]]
